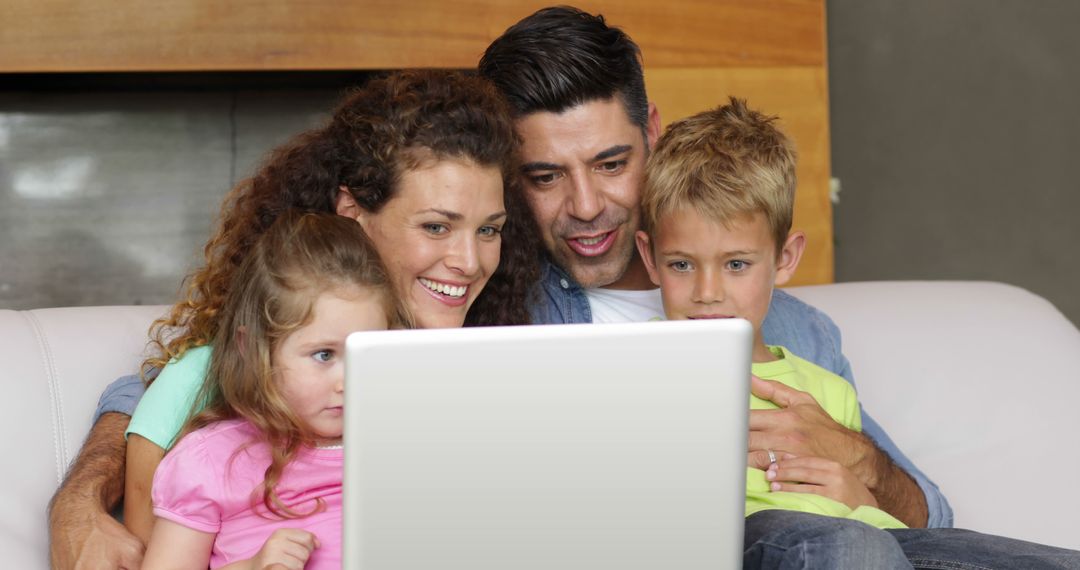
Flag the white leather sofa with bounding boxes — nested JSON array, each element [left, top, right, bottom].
[[3, 281, 1079, 567]]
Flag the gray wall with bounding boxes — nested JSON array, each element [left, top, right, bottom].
[[828, 0, 1080, 327], [0, 84, 341, 309]]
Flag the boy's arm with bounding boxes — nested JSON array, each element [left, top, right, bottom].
[[748, 376, 929, 527], [48, 412, 144, 570]]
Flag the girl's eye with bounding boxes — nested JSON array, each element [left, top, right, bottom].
[[728, 260, 748, 272], [312, 350, 334, 363], [669, 260, 692, 272], [423, 223, 449, 235], [478, 225, 502, 238]]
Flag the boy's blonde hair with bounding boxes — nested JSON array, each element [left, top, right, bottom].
[[642, 97, 797, 254]]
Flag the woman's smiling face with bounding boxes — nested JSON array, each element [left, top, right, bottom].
[[357, 157, 505, 329]]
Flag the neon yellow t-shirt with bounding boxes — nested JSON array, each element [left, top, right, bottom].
[[747, 345, 906, 530], [125, 345, 212, 450]]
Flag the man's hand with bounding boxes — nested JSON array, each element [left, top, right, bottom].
[[748, 376, 929, 527], [48, 412, 144, 569], [50, 509, 144, 570], [765, 455, 878, 510]]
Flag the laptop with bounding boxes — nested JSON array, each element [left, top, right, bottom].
[[343, 319, 752, 569]]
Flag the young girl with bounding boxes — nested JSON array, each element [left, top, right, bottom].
[[141, 211, 409, 570]]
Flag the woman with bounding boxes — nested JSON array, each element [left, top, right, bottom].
[[123, 69, 541, 542]]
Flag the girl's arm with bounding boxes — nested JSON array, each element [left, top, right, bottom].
[[141, 518, 213, 570], [123, 434, 166, 544], [217, 528, 321, 570]]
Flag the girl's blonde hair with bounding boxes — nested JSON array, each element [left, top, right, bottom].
[[183, 210, 409, 518]]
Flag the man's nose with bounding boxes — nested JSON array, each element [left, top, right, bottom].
[[567, 171, 605, 221]]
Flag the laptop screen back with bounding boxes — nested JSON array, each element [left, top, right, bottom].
[[343, 319, 751, 570]]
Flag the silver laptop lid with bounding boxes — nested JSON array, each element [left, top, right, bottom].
[[344, 319, 751, 570]]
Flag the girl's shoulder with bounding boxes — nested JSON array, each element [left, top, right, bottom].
[[169, 418, 264, 462]]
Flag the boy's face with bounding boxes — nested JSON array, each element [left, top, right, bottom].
[[635, 208, 804, 359]]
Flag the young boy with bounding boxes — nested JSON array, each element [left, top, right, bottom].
[[634, 98, 905, 532]]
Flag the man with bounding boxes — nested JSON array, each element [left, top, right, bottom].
[[478, 7, 1080, 569], [477, 5, 942, 530]]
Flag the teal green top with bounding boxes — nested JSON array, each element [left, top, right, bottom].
[[746, 346, 906, 530], [125, 345, 212, 450]]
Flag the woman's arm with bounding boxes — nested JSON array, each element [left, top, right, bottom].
[[141, 518, 214, 570], [124, 434, 167, 544]]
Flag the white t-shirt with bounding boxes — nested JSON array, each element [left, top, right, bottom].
[[584, 287, 665, 324]]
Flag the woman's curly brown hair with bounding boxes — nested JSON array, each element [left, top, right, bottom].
[[144, 70, 541, 377]]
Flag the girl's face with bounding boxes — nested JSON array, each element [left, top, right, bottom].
[[273, 285, 389, 446], [357, 158, 505, 329]]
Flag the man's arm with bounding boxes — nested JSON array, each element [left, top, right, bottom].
[[747, 376, 928, 527], [49, 412, 145, 569]]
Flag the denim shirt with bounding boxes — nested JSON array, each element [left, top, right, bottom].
[[530, 260, 954, 528], [97, 260, 953, 527]]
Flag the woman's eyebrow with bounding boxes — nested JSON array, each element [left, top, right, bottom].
[[416, 209, 507, 222]]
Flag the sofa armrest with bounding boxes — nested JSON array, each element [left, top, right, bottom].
[[0, 305, 167, 568], [786, 281, 1080, 549]]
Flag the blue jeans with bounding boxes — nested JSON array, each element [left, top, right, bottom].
[[745, 510, 1080, 570]]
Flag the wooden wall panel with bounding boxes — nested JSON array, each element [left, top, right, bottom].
[[2, 0, 832, 282], [646, 67, 833, 286], [1, 0, 823, 72]]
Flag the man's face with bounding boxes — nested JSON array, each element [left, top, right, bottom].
[[514, 98, 655, 289]]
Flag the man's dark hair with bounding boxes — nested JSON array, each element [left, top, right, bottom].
[[478, 5, 648, 130]]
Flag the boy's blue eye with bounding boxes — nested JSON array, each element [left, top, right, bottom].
[[312, 350, 334, 363], [728, 260, 748, 272], [669, 260, 692, 272]]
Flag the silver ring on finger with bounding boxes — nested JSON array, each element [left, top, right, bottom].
[[766, 449, 777, 464]]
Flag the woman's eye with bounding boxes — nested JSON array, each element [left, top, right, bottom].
[[423, 223, 449, 235], [478, 225, 503, 238], [669, 260, 692, 272], [312, 350, 334, 363]]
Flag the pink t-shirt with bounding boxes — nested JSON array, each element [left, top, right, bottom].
[[152, 419, 342, 569]]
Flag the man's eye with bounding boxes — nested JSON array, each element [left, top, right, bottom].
[[528, 172, 560, 186], [312, 350, 334, 363], [669, 260, 692, 272], [598, 159, 627, 173]]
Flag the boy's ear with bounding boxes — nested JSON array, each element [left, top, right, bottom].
[[645, 102, 662, 152], [334, 187, 362, 220], [634, 230, 662, 287], [773, 230, 806, 287]]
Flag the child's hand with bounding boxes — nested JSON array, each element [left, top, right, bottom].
[[765, 455, 879, 510], [249, 528, 320, 569]]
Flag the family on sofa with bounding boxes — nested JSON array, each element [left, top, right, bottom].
[[47, 6, 1080, 569]]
